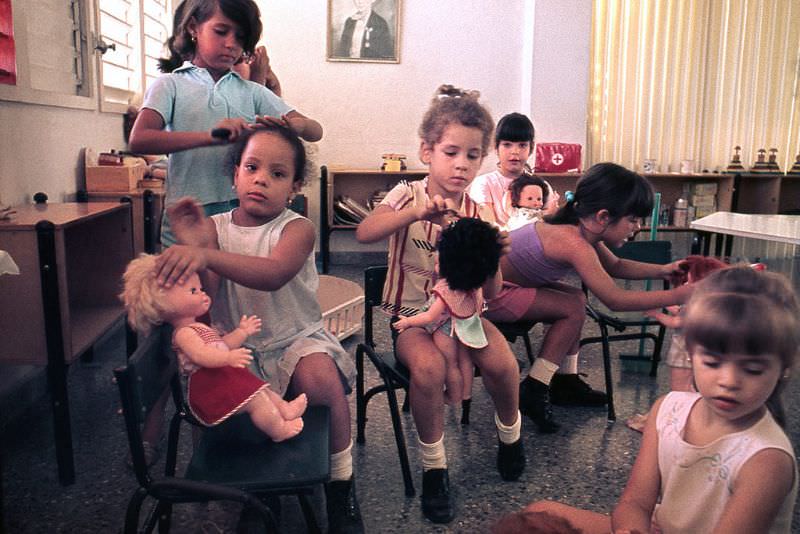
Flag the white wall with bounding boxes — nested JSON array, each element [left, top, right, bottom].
[[258, 0, 590, 252], [529, 0, 592, 146], [1, 0, 591, 252], [0, 103, 124, 207]]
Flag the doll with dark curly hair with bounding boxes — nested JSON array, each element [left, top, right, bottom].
[[506, 173, 550, 231], [394, 217, 503, 405]]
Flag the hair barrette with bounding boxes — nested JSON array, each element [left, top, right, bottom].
[[564, 191, 575, 203]]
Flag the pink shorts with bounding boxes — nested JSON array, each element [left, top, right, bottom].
[[485, 282, 538, 322]]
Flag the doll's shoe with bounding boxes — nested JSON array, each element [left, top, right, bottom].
[[421, 468, 454, 523], [519, 377, 560, 433], [496, 438, 525, 481], [325, 477, 364, 534], [550, 373, 608, 406]]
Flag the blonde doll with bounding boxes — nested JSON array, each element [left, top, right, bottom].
[[122, 254, 306, 441]]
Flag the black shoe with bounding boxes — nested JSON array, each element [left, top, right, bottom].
[[421, 468, 454, 523], [519, 377, 560, 433], [496, 438, 525, 481], [326, 477, 364, 534], [550, 373, 608, 406]]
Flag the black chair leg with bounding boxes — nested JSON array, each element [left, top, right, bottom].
[[650, 326, 666, 377], [522, 333, 535, 365], [297, 494, 321, 534], [124, 489, 147, 534], [599, 324, 617, 422], [386, 383, 415, 496], [355, 347, 367, 444]]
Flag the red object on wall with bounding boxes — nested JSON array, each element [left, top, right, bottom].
[[534, 143, 582, 173], [0, 0, 17, 85]]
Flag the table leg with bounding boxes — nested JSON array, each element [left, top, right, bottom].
[[36, 221, 75, 485]]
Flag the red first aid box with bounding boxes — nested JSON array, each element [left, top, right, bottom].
[[534, 143, 582, 173]]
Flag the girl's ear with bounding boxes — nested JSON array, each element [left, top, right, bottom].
[[419, 141, 432, 165], [595, 209, 611, 226]]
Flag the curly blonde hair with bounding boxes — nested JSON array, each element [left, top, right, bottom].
[[120, 254, 172, 336], [418, 84, 494, 156]]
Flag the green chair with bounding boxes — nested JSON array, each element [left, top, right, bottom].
[[580, 239, 672, 422], [115, 325, 330, 533]]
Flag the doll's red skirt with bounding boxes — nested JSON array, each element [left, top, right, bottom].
[[187, 366, 268, 426]]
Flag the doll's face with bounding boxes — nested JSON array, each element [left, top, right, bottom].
[[162, 273, 210, 322], [518, 184, 544, 209]]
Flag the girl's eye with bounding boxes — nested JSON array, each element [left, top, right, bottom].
[[444, 151, 457, 157], [701, 358, 720, 369], [468, 152, 481, 160], [743, 367, 765, 376], [190, 288, 198, 294], [245, 163, 257, 171]]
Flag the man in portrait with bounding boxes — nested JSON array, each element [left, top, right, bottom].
[[335, 0, 394, 59]]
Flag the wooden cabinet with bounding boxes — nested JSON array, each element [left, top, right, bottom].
[[83, 187, 164, 254], [0, 202, 135, 484], [319, 166, 427, 272]]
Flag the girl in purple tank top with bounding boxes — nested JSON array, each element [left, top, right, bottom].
[[489, 163, 692, 432]]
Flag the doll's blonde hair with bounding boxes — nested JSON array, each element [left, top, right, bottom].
[[120, 253, 171, 336]]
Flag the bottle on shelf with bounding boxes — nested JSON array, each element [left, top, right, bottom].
[[672, 198, 689, 227]]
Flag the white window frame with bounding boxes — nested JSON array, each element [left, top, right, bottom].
[[0, 0, 96, 110], [0, 0, 171, 114], [96, 0, 173, 113]]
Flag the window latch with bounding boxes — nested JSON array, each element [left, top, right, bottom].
[[94, 38, 116, 55]]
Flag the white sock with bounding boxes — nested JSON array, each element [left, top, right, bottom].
[[495, 410, 521, 444], [528, 358, 559, 385], [330, 441, 353, 481], [419, 435, 447, 471], [557, 353, 579, 375]]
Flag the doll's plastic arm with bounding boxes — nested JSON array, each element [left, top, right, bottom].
[[174, 328, 251, 368], [394, 300, 445, 332], [222, 315, 261, 348]]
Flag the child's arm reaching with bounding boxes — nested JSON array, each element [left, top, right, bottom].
[[393, 298, 446, 333], [156, 217, 315, 290], [221, 315, 262, 349], [611, 397, 664, 533], [709, 449, 795, 534], [356, 195, 456, 243], [128, 108, 252, 154], [174, 326, 253, 369]]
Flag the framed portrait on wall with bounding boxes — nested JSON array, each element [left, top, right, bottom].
[[327, 0, 400, 63]]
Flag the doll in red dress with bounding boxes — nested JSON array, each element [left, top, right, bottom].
[[122, 253, 306, 441]]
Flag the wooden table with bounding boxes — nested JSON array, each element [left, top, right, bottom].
[[0, 202, 135, 484]]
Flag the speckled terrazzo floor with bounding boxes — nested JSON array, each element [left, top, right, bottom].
[[2, 262, 799, 533]]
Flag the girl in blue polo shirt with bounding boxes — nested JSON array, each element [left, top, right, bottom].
[[129, 0, 322, 246]]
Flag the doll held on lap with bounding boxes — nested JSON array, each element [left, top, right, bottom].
[[121, 253, 306, 442]]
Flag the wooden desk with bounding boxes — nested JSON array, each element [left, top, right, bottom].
[[0, 202, 135, 484], [83, 188, 164, 254]]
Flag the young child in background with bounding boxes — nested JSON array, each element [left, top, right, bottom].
[[128, 0, 322, 246], [468, 112, 558, 229], [356, 85, 525, 524], [627, 255, 730, 432], [524, 266, 800, 534], [468, 113, 609, 430], [153, 124, 362, 533], [393, 217, 503, 414], [493, 163, 691, 432], [121, 254, 307, 441], [505, 173, 549, 231]]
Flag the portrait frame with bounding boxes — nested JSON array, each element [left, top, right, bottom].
[[327, 0, 400, 63]]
